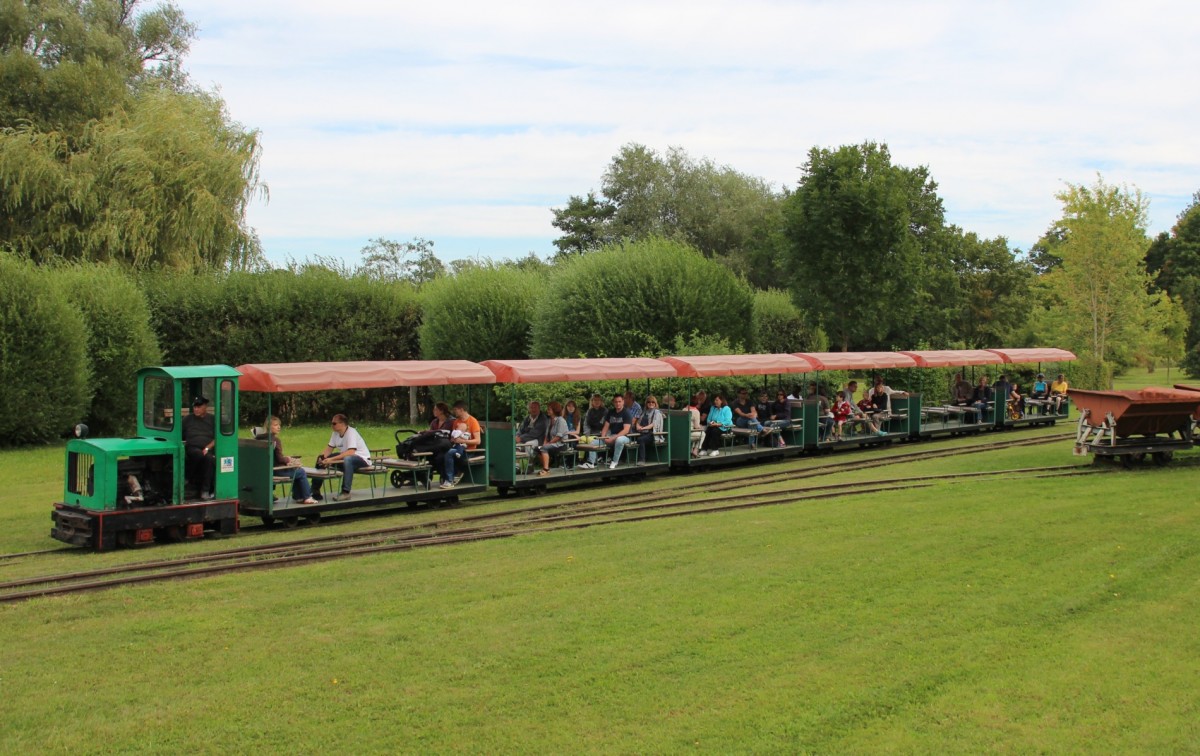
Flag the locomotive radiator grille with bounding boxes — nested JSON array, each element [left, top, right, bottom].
[[67, 452, 95, 497]]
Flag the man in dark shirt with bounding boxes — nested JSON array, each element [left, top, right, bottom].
[[599, 394, 634, 469], [516, 401, 549, 452], [182, 396, 216, 499]]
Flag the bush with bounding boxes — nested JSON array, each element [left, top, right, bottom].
[[420, 265, 541, 362], [1068, 358, 1113, 390], [141, 266, 422, 423], [751, 289, 828, 354], [0, 254, 91, 444], [54, 264, 161, 436], [530, 238, 754, 358]]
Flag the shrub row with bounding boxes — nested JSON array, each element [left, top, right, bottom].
[[0, 256, 91, 443], [141, 268, 422, 424]]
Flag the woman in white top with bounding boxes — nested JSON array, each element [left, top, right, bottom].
[[687, 394, 705, 457]]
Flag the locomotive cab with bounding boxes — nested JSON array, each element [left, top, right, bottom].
[[52, 365, 241, 550]]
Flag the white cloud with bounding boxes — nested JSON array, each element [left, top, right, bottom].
[[175, 0, 1200, 259]]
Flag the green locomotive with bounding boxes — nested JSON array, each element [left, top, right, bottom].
[[52, 366, 241, 549]]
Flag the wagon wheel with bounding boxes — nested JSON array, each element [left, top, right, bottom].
[[260, 515, 275, 527], [282, 516, 299, 529], [304, 513, 322, 525], [1120, 452, 1145, 468], [390, 470, 408, 489], [1152, 451, 1174, 466]]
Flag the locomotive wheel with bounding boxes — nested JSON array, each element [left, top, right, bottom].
[[1152, 451, 1174, 466]]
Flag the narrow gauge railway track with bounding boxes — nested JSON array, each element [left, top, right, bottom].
[[0, 463, 1103, 603], [0, 547, 75, 562], [0, 429, 1075, 563]]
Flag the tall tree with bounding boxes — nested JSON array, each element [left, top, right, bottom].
[[943, 229, 1033, 348], [782, 141, 945, 351], [1034, 176, 1154, 365], [549, 144, 786, 288], [1144, 192, 1200, 374], [0, 0, 263, 269], [358, 236, 445, 287], [550, 191, 615, 257]]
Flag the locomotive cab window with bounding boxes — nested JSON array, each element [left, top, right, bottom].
[[143, 377, 175, 432], [219, 379, 236, 436]]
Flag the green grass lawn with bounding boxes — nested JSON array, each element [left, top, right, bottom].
[[2, 415, 1198, 751], [1112, 365, 1193, 390]]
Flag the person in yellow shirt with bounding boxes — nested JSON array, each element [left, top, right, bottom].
[[1049, 373, 1069, 413]]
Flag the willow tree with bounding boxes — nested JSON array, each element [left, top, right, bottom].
[[0, 0, 264, 269]]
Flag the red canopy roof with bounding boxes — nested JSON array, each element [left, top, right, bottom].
[[898, 350, 1006, 368], [237, 361, 496, 392], [985, 348, 1077, 364], [481, 358, 679, 384], [658, 354, 815, 377], [794, 352, 918, 371]]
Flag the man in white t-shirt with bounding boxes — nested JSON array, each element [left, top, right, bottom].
[[315, 413, 371, 502]]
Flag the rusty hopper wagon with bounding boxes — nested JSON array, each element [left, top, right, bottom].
[[1069, 387, 1200, 466]]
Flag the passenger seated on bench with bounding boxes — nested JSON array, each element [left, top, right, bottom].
[[766, 389, 790, 448], [972, 375, 993, 419], [993, 374, 1018, 419], [624, 391, 643, 424], [857, 389, 888, 436], [731, 388, 767, 448], [871, 376, 909, 400], [634, 395, 664, 463], [1050, 373, 1069, 412], [268, 415, 317, 505], [1031, 373, 1049, 400], [700, 394, 733, 456], [694, 389, 712, 424], [1004, 378, 1024, 417], [441, 401, 481, 489], [599, 394, 635, 469], [952, 373, 974, 406], [563, 400, 581, 435], [430, 402, 454, 432], [535, 401, 571, 475], [831, 392, 853, 440], [315, 414, 371, 502], [580, 394, 608, 469], [806, 382, 834, 440], [687, 395, 705, 457], [661, 395, 678, 410], [516, 401, 549, 454], [183, 396, 216, 500]]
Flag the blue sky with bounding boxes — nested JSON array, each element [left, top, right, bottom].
[[175, 0, 1200, 268]]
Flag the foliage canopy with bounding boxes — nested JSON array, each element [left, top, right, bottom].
[[0, 0, 263, 270]]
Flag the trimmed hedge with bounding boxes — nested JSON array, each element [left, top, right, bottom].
[[55, 264, 161, 436], [0, 254, 91, 444], [141, 268, 422, 423], [530, 238, 754, 358], [420, 265, 541, 362], [751, 289, 828, 354]]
